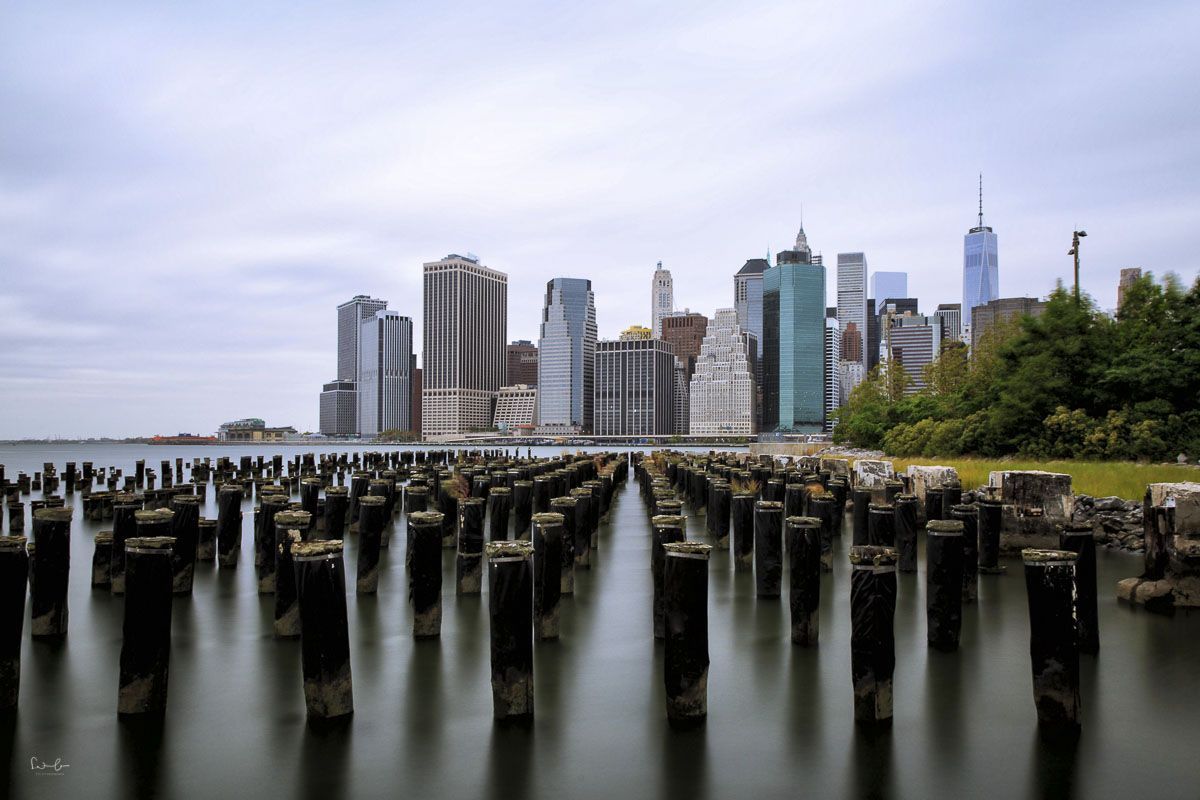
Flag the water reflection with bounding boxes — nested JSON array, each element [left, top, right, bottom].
[[485, 722, 535, 800], [299, 715, 353, 800], [1030, 727, 1080, 799], [115, 713, 165, 800], [848, 726, 894, 800]]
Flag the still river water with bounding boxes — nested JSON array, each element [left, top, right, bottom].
[[2, 443, 1199, 799]]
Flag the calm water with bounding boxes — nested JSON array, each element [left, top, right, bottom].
[[2, 444, 1199, 799]]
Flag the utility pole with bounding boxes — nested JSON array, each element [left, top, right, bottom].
[[1069, 230, 1087, 304]]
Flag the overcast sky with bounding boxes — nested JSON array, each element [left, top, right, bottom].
[[2, 0, 1198, 438]]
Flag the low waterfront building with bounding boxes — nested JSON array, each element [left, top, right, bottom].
[[494, 384, 538, 433], [217, 418, 299, 442]]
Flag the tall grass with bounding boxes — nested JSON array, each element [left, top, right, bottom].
[[883, 457, 1198, 500]]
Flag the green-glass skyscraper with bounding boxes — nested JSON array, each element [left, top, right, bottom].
[[763, 227, 826, 433]]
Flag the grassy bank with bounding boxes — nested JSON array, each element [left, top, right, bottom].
[[826, 456, 1197, 500]]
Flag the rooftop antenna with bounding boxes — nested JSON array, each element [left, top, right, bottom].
[[978, 173, 984, 228]]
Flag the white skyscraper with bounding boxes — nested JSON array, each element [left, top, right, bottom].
[[422, 253, 508, 438], [651, 261, 674, 338], [689, 308, 755, 436], [837, 252, 868, 396], [358, 310, 413, 437], [824, 317, 840, 431]]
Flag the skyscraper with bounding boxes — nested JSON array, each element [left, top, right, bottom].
[[1117, 267, 1143, 312], [734, 258, 768, 344], [321, 294, 388, 436], [963, 177, 999, 331], [506, 340, 539, 386], [763, 228, 827, 433], [660, 311, 708, 381], [837, 253, 868, 357], [422, 253, 508, 438], [593, 328, 675, 436], [358, 310, 413, 436], [824, 317, 840, 431], [934, 303, 962, 342], [870, 272, 908, 315], [536, 278, 597, 433], [651, 261, 674, 338], [337, 295, 388, 381], [319, 380, 357, 437], [689, 308, 756, 436], [886, 313, 942, 394]]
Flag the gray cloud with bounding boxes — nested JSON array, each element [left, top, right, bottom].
[[1, 0, 1198, 437]]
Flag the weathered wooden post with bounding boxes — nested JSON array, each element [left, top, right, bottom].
[[197, 518, 217, 563], [323, 487, 349, 542], [486, 540, 535, 723], [273, 515, 306, 638], [118, 535, 174, 714], [754, 500, 784, 598], [949, 504, 979, 603], [786, 516, 822, 646], [456, 497, 485, 595], [488, 487, 512, 542], [255, 494, 288, 594], [894, 495, 919, 573], [651, 514, 687, 639], [732, 491, 756, 572], [663, 540, 712, 728], [408, 511, 445, 638], [293, 540, 354, 720], [707, 480, 731, 551], [1058, 524, 1099, 655], [6, 501, 22, 534], [1021, 549, 1081, 729], [92, 531, 113, 588], [978, 497, 1004, 574], [169, 495, 200, 594], [852, 487, 872, 546], [925, 486, 944, 523], [849, 545, 897, 727], [355, 497, 387, 594], [867, 503, 895, 547], [0, 536, 28, 710], [532, 512, 564, 640], [551, 496, 578, 595], [31, 508, 73, 638], [512, 480, 534, 540], [533, 476, 553, 514], [111, 500, 140, 593], [569, 487, 592, 567], [926, 520, 964, 651], [807, 492, 836, 572], [217, 485, 244, 567]]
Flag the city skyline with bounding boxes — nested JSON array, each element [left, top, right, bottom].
[[4, 1, 1200, 437]]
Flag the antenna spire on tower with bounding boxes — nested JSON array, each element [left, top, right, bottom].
[[978, 173, 984, 228]]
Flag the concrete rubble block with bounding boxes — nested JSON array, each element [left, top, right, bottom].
[[1148, 482, 1200, 536], [906, 466, 959, 504], [818, 457, 851, 479], [987, 470, 1074, 551], [853, 459, 894, 489]]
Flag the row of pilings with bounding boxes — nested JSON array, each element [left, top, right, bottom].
[[1, 447, 1098, 732], [634, 450, 1096, 732], [0, 448, 631, 725]]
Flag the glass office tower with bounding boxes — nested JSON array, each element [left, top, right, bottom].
[[537, 277, 597, 432], [763, 238, 827, 434]]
